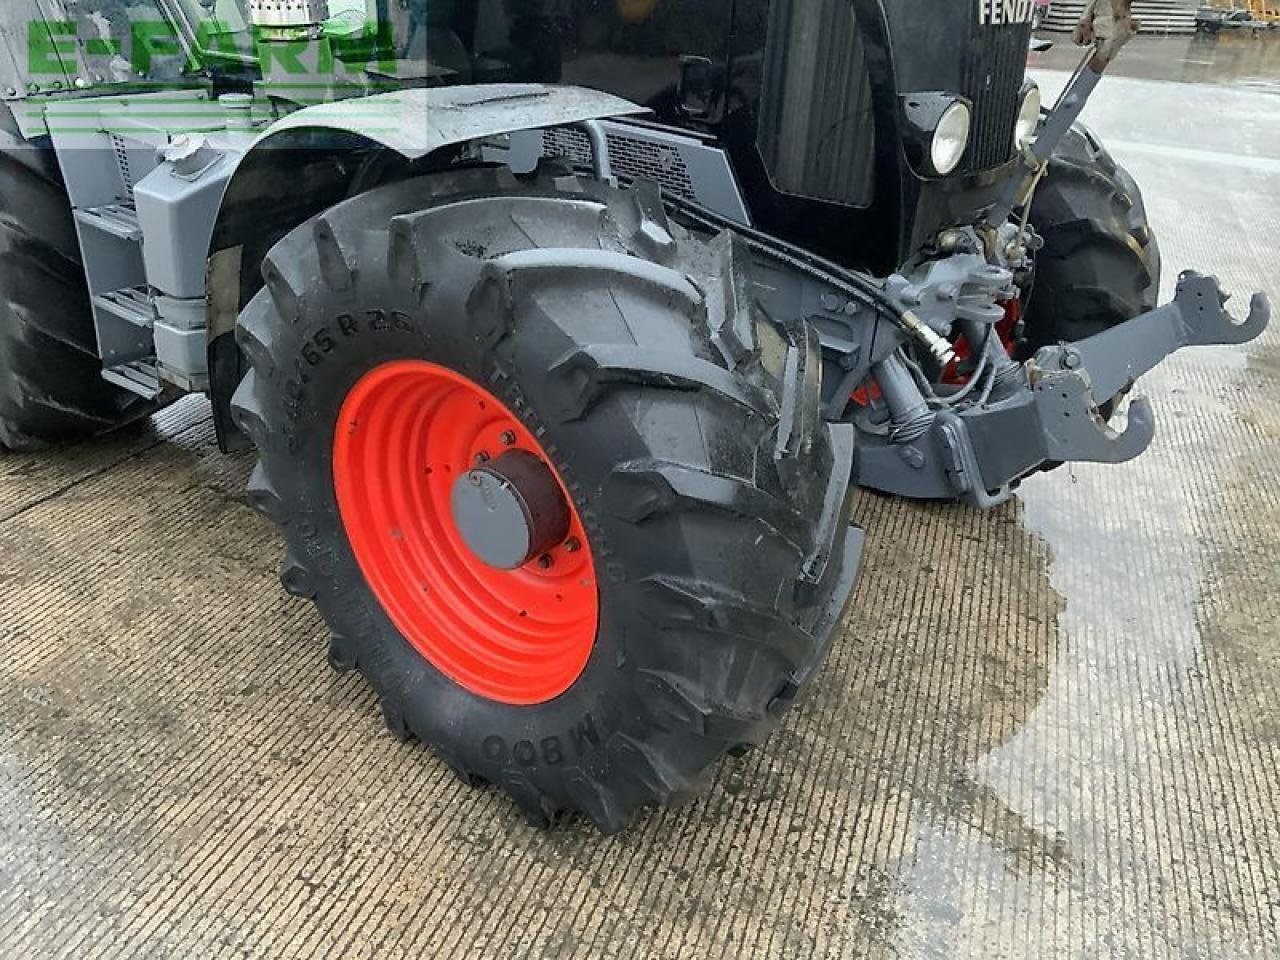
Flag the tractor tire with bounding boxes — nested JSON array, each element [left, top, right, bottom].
[[1021, 123, 1161, 360], [0, 106, 155, 451], [232, 167, 861, 833]]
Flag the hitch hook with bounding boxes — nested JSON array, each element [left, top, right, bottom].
[[1175, 271, 1271, 347], [1032, 371, 1156, 465]]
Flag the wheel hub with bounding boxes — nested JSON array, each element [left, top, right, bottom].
[[451, 451, 571, 571]]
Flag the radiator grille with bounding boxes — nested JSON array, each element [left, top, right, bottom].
[[756, 0, 874, 207], [541, 128, 696, 200], [961, 22, 1031, 171]]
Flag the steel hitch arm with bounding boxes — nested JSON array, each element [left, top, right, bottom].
[[1022, 272, 1268, 467], [1031, 272, 1271, 403], [1023, 271, 1269, 466], [855, 273, 1270, 508]]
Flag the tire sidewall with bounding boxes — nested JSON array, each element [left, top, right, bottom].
[[263, 250, 651, 792]]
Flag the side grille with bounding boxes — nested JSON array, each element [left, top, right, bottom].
[[541, 128, 697, 200], [110, 133, 135, 198], [961, 23, 1031, 171]]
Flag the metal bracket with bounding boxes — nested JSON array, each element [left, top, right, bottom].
[[1031, 371, 1156, 464], [1033, 271, 1271, 403]]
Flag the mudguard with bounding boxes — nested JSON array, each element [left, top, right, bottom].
[[250, 84, 646, 160], [199, 84, 645, 448]]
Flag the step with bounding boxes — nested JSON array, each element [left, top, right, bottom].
[[93, 286, 154, 329], [101, 358, 162, 400], [73, 203, 142, 242]]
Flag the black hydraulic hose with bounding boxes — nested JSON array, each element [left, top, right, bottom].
[[660, 193, 905, 323]]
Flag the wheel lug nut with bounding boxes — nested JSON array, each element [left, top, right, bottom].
[[564, 537, 581, 553], [538, 554, 554, 569], [500, 430, 517, 446], [475, 451, 490, 465]]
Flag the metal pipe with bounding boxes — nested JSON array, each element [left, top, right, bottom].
[[576, 120, 614, 183], [873, 353, 934, 444], [985, 62, 1103, 227]]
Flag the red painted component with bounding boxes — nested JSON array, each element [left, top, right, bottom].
[[852, 299, 1023, 405], [332, 360, 599, 706], [940, 299, 1022, 386], [850, 381, 883, 407]]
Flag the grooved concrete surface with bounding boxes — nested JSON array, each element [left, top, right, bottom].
[[3, 57, 1279, 960]]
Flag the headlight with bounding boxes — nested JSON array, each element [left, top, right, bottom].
[[930, 101, 971, 176], [1015, 84, 1042, 148]]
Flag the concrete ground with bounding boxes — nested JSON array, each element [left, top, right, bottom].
[[2, 35, 1278, 960]]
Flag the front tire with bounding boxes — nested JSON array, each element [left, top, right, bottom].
[[1022, 123, 1161, 359], [232, 167, 859, 832]]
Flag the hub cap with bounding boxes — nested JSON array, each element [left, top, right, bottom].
[[332, 360, 598, 705]]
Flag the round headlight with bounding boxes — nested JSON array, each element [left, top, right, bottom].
[[1015, 84, 1042, 148], [930, 101, 971, 176]]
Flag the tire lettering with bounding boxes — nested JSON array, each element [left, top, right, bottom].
[[512, 740, 538, 767], [541, 736, 564, 766], [368, 309, 389, 331], [314, 328, 335, 353], [478, 717, 599, 770], [338, 313, 359, 337], [570, 714, 600, 757]]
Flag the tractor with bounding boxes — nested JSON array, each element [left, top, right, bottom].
[[0, 0, 1267, 832]]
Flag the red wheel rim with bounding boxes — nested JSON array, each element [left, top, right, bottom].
[[332, 360, 599, 705]]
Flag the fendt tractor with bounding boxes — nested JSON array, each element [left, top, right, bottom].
[[0, 0, 1268, 832]]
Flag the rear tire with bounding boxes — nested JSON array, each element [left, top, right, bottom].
[[232, 167, 860, 833], [0, 106, 155, 451], [1021, 123, 1161, 360]]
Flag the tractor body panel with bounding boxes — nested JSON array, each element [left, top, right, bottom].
[[35, 78, 645, 397]]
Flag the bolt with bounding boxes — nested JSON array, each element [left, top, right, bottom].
[[537, 554, 554, 570], [500, 430, 517, 447], [1062, 349, 1082, 370], [3, 87, 15, 98], [475, 451, 490, 465], [564, 537, 581, 554]]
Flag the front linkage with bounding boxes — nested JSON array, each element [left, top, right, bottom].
[[667, 10, 1269, 508], [858, 267, 1268, 506], [666, 191, 1268, 508]]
